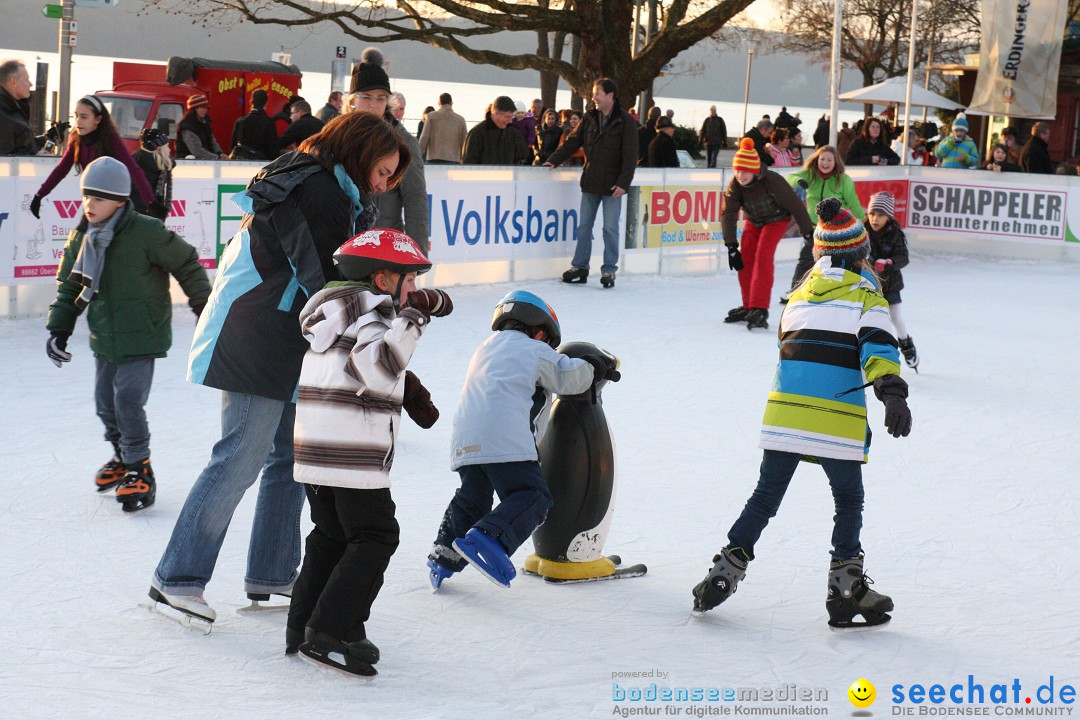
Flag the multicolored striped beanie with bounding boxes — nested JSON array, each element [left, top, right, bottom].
[[732, 137, 761, 174], [813, 197, 869, 260]]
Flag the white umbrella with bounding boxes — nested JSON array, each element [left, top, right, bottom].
[[839, 76, 964, 110]]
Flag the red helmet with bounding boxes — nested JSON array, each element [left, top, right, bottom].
[[333, 228, 432, 281]]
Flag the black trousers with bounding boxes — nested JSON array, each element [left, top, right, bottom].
[[287, 485, 399, 643], [790, 235, 815, 290]]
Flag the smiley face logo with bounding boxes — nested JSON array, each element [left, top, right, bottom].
[[848, 678, 876, 708]]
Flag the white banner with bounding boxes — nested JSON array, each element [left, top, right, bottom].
[[968, 0, 1068, 119]]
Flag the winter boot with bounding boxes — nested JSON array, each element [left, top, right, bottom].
[[562, 266, 589, 284], [745, 308, 769, 331], [826, 554, 893, 631], [898, 336, 919, 372], [600, 272, 616, 289], [116, 458, 156, 512], [453, 527, 516, 588], [95, 442, 126, 492], [299, 628, 379, 677], [692, 547, 749, 614], [723, 306, 749, 324]]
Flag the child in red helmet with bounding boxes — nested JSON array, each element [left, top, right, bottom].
[[286, 228, 453, 677]]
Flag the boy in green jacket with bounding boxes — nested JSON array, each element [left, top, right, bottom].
[[46, 157, 211, 512]]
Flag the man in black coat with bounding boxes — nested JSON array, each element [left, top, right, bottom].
[[1020, 122, 1053, 174], [0, 59, 39, 155], [544, 77, 638, 289], [229, 89, 279, 160], [278, 100, 325, 153], [699, 105, 727, 168], [461, 95, 529, 165], [742, 118, 775, 167], [648, 116, 680, 168]]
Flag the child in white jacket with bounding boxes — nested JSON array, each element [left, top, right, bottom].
[[427, 290, 614, 590], [287, 228, 452, 678]]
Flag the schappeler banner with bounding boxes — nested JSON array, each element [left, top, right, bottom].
[[968, 0, 1068, 119]]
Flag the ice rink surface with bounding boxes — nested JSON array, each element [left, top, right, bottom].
[[3, 251, 1078, 718]]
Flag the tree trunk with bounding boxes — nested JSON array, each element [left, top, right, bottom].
[[570, 35, 584, 111]]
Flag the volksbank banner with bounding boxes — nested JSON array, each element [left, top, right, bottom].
[[908, 180, 1066, 241], [968, 0, 1068, 119]]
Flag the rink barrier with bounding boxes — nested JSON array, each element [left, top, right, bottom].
[[3, 158, 1079, 317]]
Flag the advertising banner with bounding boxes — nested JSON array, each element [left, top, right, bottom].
[[907, 179, 1067, 241], [968, 0, 1068, 119], [638, 185, 725, 248]]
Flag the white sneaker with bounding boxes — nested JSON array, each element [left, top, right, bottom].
[[149, 581, 217, 622]]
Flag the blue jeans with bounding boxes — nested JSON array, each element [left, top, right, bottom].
[[706, 146, 721, 168], [571, 192, 622, 275], [94, 357, 154, 463], [153, 392, 304, 595], [434, 462, 553, 560], [727, 450, 864, 560]]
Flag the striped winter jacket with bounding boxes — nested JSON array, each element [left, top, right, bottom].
[[760, 257, 903, 463], [293, 283, 428, 490]]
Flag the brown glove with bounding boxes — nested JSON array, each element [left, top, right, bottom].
[[403, 370, 439, 428]]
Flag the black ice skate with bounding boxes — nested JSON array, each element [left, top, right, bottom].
[[299, 628, 379, 678], [898, 336, 919, 373], [562, 266, 588, 284], [723, 306, 749, 324], [285, 627, 305, 656], [826, 554, 893, 632], [240, 589, 292, 613], [692, 547, 749, 615], [116, 458, 155, 512], [95, 442, 126, 492], [600, 272, 616, 289], [745, 308, 769, 331]]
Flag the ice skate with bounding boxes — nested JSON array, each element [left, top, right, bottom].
[[826, 554, 893, 632], [723, 306, 749, 324], [898, 336, 919, 373], [600, 272, 616, 289], [285, 627, 305, 656], [692, 547, 749, 615], [95, 442, 126, 492], [115, 459, 155, 512], [453, 528, 516, 588], [427, 558, 456, 591], [745, 308, 769, 331], [239, 589, 292, 613], [146, 581, 216, 633], [299, 628, 379, 678], [562, 266, 588, 284]]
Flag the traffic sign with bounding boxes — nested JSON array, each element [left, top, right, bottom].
[[42, 4, 62, 18], [74, 0, 119, 7]]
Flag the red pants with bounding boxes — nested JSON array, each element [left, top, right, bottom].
[[738, 219, 788, 310]]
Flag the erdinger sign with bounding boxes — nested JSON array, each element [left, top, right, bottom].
[[908, 180, 1066, 240]]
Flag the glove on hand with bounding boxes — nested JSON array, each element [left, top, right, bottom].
[[47, 332, 72, 368], [402, 370, 439, 428], [873, 374, 912, 438], [30, 195, 43, 219], [726, 244, 744, 272], [192, 302, 206, 318], [874, 259, 890, 273], [406, 289, 453, 319], [583, 351, 620, 384]]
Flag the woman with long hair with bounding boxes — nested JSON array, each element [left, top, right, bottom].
[[557, 110, 585, 166], [150, 112, 411, 630], [534, 108, 563, 165], [132, 127, 174, 220], [29, 95, 154, 218], [845, 117, 900, 166], [176, 94, 227, 160], [781, 145, 866, 301]]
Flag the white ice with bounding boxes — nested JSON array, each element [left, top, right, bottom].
[[3, 250, 1078, 718]]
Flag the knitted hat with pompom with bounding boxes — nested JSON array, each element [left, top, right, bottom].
[[732, 136, 761, 174], [813, 197, 869, 260]]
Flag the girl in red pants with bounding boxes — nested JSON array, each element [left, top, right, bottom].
[[721, 137, 814, 330]]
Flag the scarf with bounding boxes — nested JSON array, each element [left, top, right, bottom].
[[70, 203, 126, 310], [333, 163, 379, 233]]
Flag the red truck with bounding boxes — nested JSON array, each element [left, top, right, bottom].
[[95, 57, 303, 155]]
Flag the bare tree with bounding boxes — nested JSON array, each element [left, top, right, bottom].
[[142, 0, 760, 106]]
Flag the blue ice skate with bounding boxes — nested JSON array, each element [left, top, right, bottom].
[[452, 528, 516, 588], [427, 559, 456, 591]]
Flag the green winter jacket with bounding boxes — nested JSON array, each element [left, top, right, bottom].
[[786, 170, 865, 224], [47, 201, 211, 363]]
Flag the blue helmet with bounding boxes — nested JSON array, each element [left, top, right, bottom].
[[491, 290, 561, 348]]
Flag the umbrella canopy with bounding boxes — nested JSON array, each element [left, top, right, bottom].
[[839, 76, 964, 110]]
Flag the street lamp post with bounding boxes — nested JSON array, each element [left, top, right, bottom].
[[741, 47, 754, 134]]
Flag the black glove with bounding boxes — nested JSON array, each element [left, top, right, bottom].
[[583, 351, 620, 384], [47, 331, 72, 368], [192, 302, 206, 318], [402, 370, 439, 428], [726, 244, 744, 272], [873, 375, 912, 438], [148, 200, 169, 219], [405, 289, 453, 319], [30, 195, 42, 219]]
